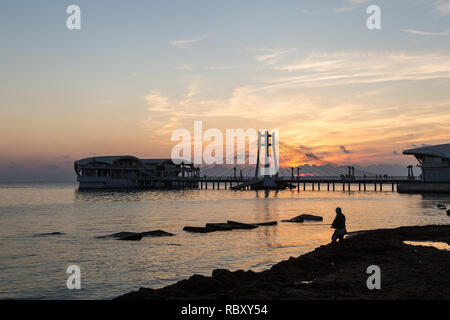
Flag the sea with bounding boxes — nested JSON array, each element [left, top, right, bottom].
[[0, 182, 449, 299]]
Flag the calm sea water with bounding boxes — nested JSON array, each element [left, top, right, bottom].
[[0, 182, 449, 299]]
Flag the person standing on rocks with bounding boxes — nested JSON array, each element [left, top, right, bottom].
[[331, 207, 347, 244]]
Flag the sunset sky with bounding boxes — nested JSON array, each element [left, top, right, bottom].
[[1, 0, 450, 181]]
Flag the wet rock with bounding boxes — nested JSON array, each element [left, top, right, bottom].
[[184, 220, 274, 233], [107, 232, 137, 238], [226, 221, 258, 229], [296, 214, 323, 221], [283, 214, 323, 223], [118, 233, 143, 241], [254, 221, 277, 226], [141, 230, 174, 237], [99, 230, 174, 240], [36, 232, 64, 236], [437, 204, 447, 209], [205, 223, 236, 231], [183, 226, 211, 233], [281, 217, 304, 223], [447, 210, 450, 216]]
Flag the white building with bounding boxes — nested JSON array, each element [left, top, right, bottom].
[[398, 143, 450, 193], [74, 156, 197, 189]]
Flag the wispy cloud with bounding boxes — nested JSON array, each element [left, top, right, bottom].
[[253, 48, 290, 66], [169, 34, 208, 49], [403, 29, 449, 36], [145, 92, 171, 112], [265, 51, 450, 89]]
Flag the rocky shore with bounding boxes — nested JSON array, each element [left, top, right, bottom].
[[116, 225, 450, 300]]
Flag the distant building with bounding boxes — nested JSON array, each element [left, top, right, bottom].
[[74, 156, 198, 189], [398, 143, 450, 193]]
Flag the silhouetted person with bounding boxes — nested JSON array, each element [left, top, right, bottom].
[[331, 207, 346, 244]]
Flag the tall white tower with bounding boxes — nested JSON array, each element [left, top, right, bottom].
[[254, 130, 278, 178]]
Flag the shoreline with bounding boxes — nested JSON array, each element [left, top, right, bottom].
[[116, 224, 450, 300]]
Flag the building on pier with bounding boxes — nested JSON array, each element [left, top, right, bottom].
[[74, 155, 198, 189], [398, 143, 450, 193]]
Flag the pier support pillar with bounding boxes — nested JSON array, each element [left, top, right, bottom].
[[327, 183, 330, 191], [374, 183, 377, 191], [364, 183, 366, 191], [333, 182, 335, 191], [392, 183, 394, 192], [380, 183, 382, 191], [318, 183, 320, 191], [312, 182, 314, 191]]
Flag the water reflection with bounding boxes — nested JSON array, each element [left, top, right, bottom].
[[404, 241, 450, 251]]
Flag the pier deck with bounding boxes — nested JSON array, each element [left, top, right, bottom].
[[140, 176, 414, 192]]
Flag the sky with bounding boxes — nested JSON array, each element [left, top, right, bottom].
[[0, 0, 450, 181]]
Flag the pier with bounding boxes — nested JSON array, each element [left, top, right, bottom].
[[143, 176, 411, 192]]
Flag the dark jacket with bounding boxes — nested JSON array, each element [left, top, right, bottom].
[[332, 213, 346, 229]]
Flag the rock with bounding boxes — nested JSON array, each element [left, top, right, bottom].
[[226, 221, 258, 229], [447, 210, 450, 216], [283, 214, 323, 223], [205, 223, 235, 231], [99, 230, 174, 240], [107, 232, 137, 238], [437, 204, 446, 209], [102, 232, 142, 241], [296, 214, 323, 221], [36, 232, 64, 236], [184, 221, 270, 233], [183, 226, 211, 233], [254, 221, 277, 226], [281, 217, 304, 223], [117, 233, 142, 241], [141, 230, 174, 237]]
